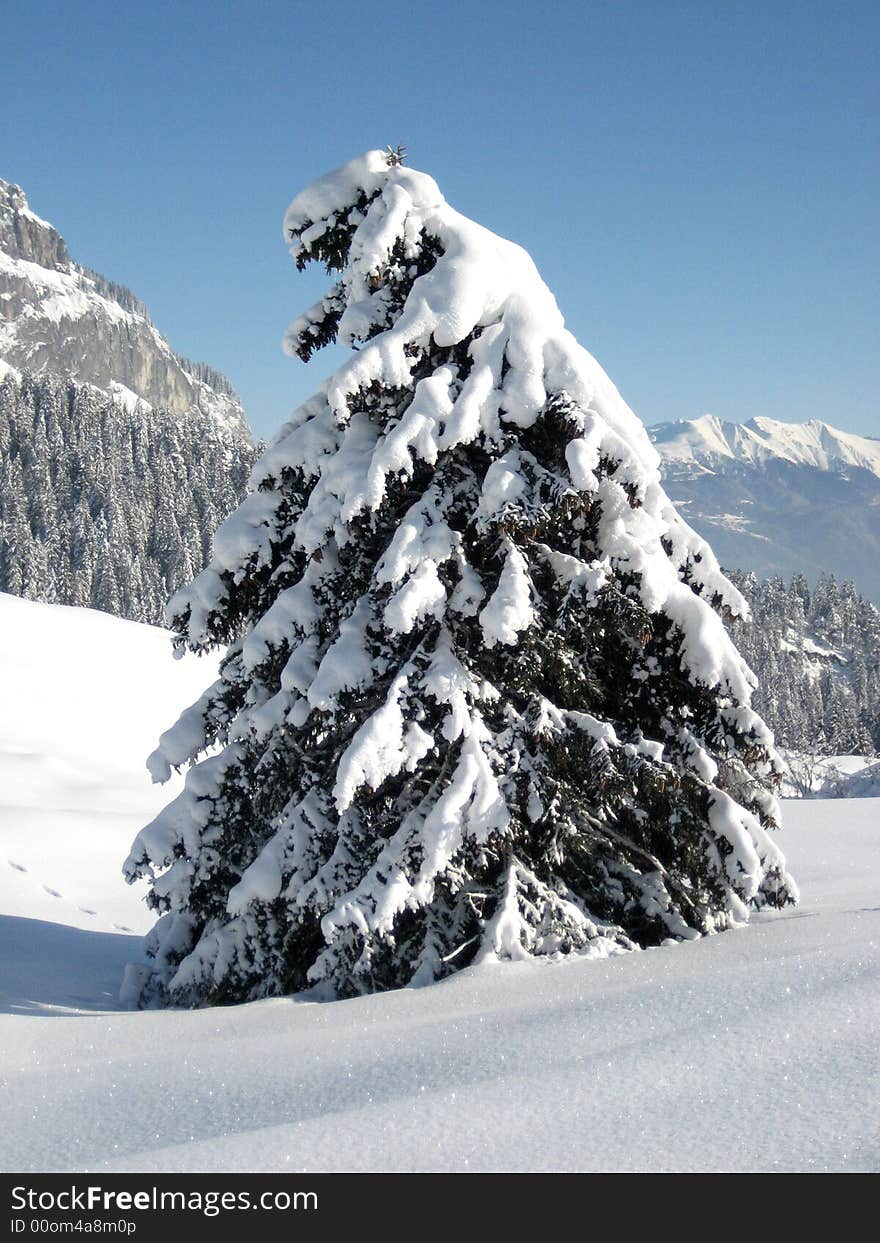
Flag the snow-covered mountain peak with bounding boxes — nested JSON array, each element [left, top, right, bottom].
[[652, 413, 880, 480], [650, 413, 735, 465], [0, 178, 251, 441], [649, 413, 880, 602], [0, 179, 70, 270]]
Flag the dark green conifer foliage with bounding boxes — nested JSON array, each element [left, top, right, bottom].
[[123, 151, 796, 1008]]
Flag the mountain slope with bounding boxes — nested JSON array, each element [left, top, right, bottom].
[[0, 180, 256, 624], [0, 593, 217, 935], [654, 414, 880, 477], [0, 178, 250, 440], [650, 415, 880, 601], [0, 368, 255, 623]]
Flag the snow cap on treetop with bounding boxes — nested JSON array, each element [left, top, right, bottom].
[[283, 149, 393, 238]]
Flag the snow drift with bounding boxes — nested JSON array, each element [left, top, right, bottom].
[[0, 595, 875, 1172], [0, 593, 216, 933]]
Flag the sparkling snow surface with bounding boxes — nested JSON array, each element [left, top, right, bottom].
[[1, 597, 877, 1172]]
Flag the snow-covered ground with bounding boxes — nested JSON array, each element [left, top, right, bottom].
[[1, 594, 877, 1172], [0, 592, 216, 933]]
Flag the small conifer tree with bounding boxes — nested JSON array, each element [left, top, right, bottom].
[[123, 150, 796, 1006]]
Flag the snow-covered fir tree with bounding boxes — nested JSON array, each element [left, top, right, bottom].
[[728, 571, 880, 756], [123, 150, 797, 1007], [0, 372, 255, 623]]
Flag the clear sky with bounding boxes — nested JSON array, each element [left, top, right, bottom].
[[3, 0, 877, 441]]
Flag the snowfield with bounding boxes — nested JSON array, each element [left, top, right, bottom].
[[1, 594, 877, 1172], [0, 593, 216, 933]]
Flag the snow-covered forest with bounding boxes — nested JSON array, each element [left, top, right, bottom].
[[0, 372, 255, 622], [731, 571, 880, 755]]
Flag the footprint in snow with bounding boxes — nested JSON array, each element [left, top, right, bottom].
[[7, 858, 134, 935]]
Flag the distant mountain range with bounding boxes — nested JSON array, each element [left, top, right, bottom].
[[0, 178, 250, 442], [650, 414, 880, 601]]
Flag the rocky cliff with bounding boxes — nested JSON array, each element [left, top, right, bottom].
[[0, 178, 250, 440]]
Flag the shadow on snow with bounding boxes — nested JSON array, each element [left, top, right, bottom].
[[0, 914, 139, 1016]]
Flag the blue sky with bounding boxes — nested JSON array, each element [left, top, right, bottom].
[[3, 0, 877, 441]]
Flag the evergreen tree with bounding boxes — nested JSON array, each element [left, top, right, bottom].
[[123, 150, 796, 1008]]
